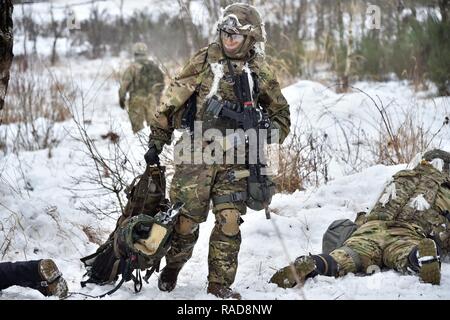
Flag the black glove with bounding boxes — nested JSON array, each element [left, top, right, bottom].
[[144, 140, 162, 165], [119, 98, 125, 109]]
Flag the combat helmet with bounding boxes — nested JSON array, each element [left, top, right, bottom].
[[218, 3, 266, 42], [133, 42, 148, 58], [115, 202, 184, 272], [217, 3, 266, 59]]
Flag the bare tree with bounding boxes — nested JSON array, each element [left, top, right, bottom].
[[0, 0, 13, 111], [178, 0, 201, 56], [48, 4, 65, 66]]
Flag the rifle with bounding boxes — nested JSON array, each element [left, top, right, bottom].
[[205, 68, 273, 219]]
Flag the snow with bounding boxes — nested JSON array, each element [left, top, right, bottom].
[[2, 25, 450, 301]]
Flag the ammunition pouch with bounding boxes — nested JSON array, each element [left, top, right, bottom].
[[246, 174, 276, 211], [214, 168, 276, 212]]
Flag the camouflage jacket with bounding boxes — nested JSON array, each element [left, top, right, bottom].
[[366, 161, 450, 252], [119, 59, 165, 102], [149, 42, 291, 145]]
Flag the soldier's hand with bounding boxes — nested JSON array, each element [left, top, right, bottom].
[[119, 98, 126, 109], [144, 140, 163, 165]]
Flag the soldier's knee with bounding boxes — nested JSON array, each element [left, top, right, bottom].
[[175, 215, 199, 236], [216, 209, 241, 237]]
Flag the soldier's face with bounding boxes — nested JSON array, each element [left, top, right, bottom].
[[220, 31, 245, 54]]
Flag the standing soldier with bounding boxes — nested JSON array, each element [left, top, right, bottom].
[[144, 3, 291, 299], [119, 42, 165, 133]]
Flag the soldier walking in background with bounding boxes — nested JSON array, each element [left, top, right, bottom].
[[119, 42, 165, 133]]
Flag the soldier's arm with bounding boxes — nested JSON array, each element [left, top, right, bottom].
[[118, 65, 134, 101], [148, 63, 166, 105], [257, 62, 291, 144], [149, 47, 209, 147]]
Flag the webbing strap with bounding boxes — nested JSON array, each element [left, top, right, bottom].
[[213, 191, 247, 205], [340, 246, 363, 272]]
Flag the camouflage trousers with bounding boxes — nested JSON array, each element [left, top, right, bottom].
[[128, 95, 156, 133], [165, 162, 247, 287], [330, 220, 427, 276]]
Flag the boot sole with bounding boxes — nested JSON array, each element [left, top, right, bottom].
[[39, 259, 69, 298], [417, 239, 441, 285]]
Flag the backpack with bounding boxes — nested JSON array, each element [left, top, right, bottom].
[[80, 165, 177, 297], [322, 219, 358, 254], [133, 61, 163, 96]]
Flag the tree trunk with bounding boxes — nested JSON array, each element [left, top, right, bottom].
[[315, 1, 324, 50], [0, 0, 14, 111], [178, 0, 199, 57], [439, 0, 449, 23], [342, 9, 354, 93]]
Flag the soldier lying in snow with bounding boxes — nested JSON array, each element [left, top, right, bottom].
[[270, 149, 450, 288]]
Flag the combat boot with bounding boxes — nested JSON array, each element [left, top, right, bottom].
[[270, 255, 317, 288], [38, 259, 68, 299], [158, 266, 182, 292], [416, 238, 441, 285], [207, 283, 241, 300]]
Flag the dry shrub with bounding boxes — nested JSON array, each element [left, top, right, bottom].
[[274, 108, 332, 193], [1, 60, 74, 153], [81, 225, 104, 245]]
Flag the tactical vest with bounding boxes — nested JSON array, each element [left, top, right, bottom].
[[367, 161, 450, 243]]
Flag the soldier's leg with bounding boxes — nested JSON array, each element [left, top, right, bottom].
[[330, 220, 387, 275], [128, 97, 146, 133], [270, 221, 387, 289], [144, 94, 156, 126], [159, 164, 214, 292], [164, 214, 201, 270], [207, 165, 247, 299], [0, 260, 68, 298], [383, 223, 441, 284]]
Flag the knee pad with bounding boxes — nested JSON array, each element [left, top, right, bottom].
[[310, 254, 339, 277], [175, 215, 199, 236], [216, 209, 241, 237]]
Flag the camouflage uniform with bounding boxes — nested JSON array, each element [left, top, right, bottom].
[[149, 4, 290, 295], [271, 151, 450, 288], [331, 159, 450, 276], [119, 43, 165, 133]]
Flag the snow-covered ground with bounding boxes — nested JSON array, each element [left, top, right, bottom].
[[1, 52, 449, 300]]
